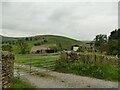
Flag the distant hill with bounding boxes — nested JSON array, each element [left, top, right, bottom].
[[1, 35, 87, 53], [0, 35, 18, 43]]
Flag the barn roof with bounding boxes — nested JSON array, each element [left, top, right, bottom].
[[30, 45, 50, 52], [72, 45, 82, 47]]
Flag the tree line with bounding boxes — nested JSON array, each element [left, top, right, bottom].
[[94, 28, 119, 55]]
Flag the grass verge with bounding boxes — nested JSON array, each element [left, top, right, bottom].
[[9, 77, 34, 89], [55, 61, 119, 81]]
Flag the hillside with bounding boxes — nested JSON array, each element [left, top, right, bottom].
[[1, 35, 87, 53], [0, 35, 18, 43], [31, 35, 86, 48]]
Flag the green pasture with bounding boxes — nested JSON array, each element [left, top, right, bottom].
[[15, 54, 60, 69]]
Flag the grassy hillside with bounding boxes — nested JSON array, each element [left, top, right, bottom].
[[28, 35, 86, 49], [1, 35, 87, 54]]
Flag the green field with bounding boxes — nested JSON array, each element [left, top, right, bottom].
[[15, 54, 60, 69]]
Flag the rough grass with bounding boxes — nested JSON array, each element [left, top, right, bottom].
[[55, 61, 119, 81], [9, 77, 34, 89]]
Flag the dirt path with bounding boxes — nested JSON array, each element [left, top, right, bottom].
[[14, 70, 70, 88], [14, 63, 119, 88]]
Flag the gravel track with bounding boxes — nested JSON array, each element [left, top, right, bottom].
[[14, 63, 119, 88]]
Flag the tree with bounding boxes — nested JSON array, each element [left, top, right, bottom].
[[58, 43, 62, 51], [25, 37, 29, 41], [29, 37, 32, 41], [109, 29, 118, 40], [94, 34, 108, 53], [49, 46, 58, 52], [107, 29, 119, 55], [17, 39, 29, 54], [107, 40, 118, 55], [77, 46, 85, 52], [43, 39, 48, 42], [2, 44, 13, 52]]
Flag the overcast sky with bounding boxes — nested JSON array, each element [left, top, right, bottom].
[[0, 1, 118, 41]]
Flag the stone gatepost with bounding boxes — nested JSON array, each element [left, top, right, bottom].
[[1, 51, 14, 88]]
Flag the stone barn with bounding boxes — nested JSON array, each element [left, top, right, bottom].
[[30, 45, 54, 54]]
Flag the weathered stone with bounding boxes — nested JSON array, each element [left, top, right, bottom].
[[59, 51, 118, 65], [1, 51, 14, 88]]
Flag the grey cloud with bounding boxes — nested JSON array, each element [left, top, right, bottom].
[[1, 2, 118, 40], [48, 9, 69, 22]]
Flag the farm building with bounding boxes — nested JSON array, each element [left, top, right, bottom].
[[30, 45, 54, 54], [71, 45, 81, 52]]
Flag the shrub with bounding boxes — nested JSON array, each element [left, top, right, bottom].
[[55, 61, 119, 81], [17, 39, 29, 54], [2, 44, 13, 52], [49, 46, 60, 52]]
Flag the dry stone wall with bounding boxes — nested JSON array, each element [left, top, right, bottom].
[[59, 51, 119, 65], [1, 51, 14, 88]]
